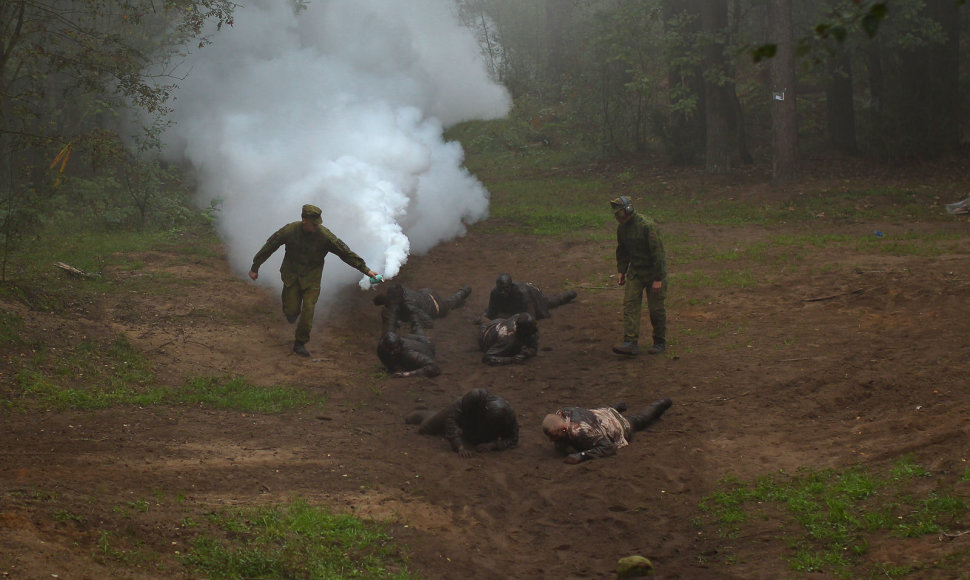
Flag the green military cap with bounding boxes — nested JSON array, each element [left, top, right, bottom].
[[301, 204, 323, 225]]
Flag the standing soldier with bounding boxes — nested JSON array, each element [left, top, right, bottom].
[[611, 196, 667, 356], [249, 204, 379, 357]]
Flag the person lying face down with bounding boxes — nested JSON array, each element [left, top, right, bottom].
[[374, 283, 472, 333], [478, 312, 539, 365], [542, 398, 672, 464], [405, 388, 519, 457], [377, 331, 441, 378], [483, 273, 577, 320]]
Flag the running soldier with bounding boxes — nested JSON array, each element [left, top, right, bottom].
[[249, 204, 379, 357]]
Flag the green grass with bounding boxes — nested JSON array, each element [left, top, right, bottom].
[[698, 455, 970, 576], [183, 499, 413, 579], [4, 332, 320, 413]]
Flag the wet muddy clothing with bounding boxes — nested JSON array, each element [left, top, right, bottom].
[[484, 281, 575, 320], [550, 407, 633, 459], [408, 388, 519, 454], [375, 285, 471, 333], [548, 398, 672, 463], [478, 313, 538, 365], [616, 212, 667, 345], [251, 221, 371, 344], [377, 332, 440, 377]]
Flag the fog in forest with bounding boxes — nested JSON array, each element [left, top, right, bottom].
[[159, 0, 510, 296]]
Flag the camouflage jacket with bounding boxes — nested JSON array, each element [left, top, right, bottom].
[[251, 222, 369, 287], [616, 212, 666, 282], [550, 406, 633, 459]]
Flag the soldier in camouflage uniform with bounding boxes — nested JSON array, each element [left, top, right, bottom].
[[541, 397, 672, 464], [249, 204, 379, 357], [610, 196, 667, 356]]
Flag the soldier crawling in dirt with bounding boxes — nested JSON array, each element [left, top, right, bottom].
[[541, 397, 672, 464], [482, 273, 577, 320], [373, 282, 471, 334], [405, 388, 518, 457], [377, 331, 440, 378], [478, 312, 538, 365]]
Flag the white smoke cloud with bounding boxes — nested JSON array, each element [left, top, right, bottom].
[[161, 0, 509, 297]]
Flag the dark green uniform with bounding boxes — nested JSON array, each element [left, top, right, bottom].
[[251, 221, 370, 344], [615, 211, 667, 346]]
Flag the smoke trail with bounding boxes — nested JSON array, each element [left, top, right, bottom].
[[161, 0, 509, 296]]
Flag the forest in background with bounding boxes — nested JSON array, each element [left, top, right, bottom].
[[1, 0, 968, 284]]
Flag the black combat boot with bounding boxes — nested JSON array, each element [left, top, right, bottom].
[[647, 341, 666, 355], [612, 341, 638, 356], [293, 341, 309, 357]]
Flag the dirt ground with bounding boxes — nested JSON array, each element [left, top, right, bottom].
[[3, 162, 970, 579]]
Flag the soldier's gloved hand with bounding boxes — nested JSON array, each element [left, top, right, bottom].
[[457, 447, 474, 458]]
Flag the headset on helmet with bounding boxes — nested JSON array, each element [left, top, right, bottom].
[[610, 196, 634, 216]]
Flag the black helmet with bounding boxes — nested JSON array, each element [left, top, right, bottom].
[[496, 273, 513, 290]]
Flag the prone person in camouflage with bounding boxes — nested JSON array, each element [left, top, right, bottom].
[[249, 204, 379, 357], [610, 196, 667, 356], [541, 397, 672, 464], [405, 388, 518, 457], [377, 331, 441, 378], [477, 312, 538, 365], [482, 273, 577, 320], [373, 282, 472, 334]]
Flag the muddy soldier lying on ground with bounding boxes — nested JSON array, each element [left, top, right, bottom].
[[373, 282, 472, 333], [405, 388, 519, 457], [249, 204, 379, 357], [482, 273, 577, 320], [377, 331, 441, 378], [542, 397, 672, 464], [478, 312, 538, 365]]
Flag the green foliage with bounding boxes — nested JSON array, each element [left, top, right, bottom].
[[699, 457, 969, 575], [183, 499, 413, 579], [0, 1, 235, 281]]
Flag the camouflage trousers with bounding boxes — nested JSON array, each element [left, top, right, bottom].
[[622, 273, 667, 345], [281, 281, 321, 344]]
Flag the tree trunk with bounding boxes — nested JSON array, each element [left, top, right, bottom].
[[662, 0, 706, 165], [544, 0, 574, 103], [825, 47, 857, 154], [767, 0, 797, 184], [702, 0, 731, 174]]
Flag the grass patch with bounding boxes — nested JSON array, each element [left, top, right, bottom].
[[174, 375, 319, 414], [698, 455, 970, 576], [182, 499, 413, 579], [5, 332, 320, 413]]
